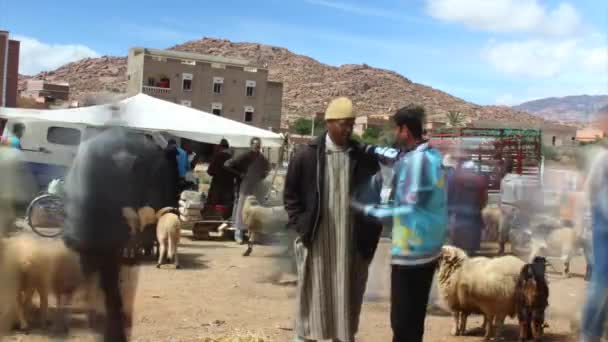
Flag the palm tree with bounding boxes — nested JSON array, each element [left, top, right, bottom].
[[445, 111, 466, 127]]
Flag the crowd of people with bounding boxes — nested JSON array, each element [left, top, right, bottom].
[[1, 95, 608, 342]]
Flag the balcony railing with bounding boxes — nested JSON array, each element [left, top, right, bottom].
[[142, 86, 171, 95]]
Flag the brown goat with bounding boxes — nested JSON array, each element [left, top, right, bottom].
[[515, 256, 549, 341]]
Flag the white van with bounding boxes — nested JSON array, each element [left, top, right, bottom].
[[0, 118, 167, 192]]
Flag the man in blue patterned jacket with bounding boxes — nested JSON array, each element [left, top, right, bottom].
[[354, 105, 448, 342]]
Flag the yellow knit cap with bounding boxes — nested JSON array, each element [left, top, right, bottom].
[[324, 97, 354, 120]]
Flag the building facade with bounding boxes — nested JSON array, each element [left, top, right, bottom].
[[127, 47, 283, 132], [21, 80, 70, 104], [354, 114, 390, 136], [0, 31, 19, 107]]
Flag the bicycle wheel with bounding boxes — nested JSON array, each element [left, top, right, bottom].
[[26, 193, 65, 238]]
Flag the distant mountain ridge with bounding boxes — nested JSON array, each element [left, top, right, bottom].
[[19, 37, 548, 127], [514, 95, 608, 123]]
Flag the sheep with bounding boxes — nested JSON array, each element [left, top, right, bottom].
[[122, 207, 141, 264], [156, 207, 181, 269], [137, 206, 158, 258], [1, 234, 83, 332], [437, 245, 525, 340], [240, 195, 290, 257], [436, 245, 487, 337], [528, 225, 585, 278], [514, 256, 549, 342], [482, 205, 502, 242]]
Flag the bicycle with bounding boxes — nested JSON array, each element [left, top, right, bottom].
[[25, 178, 65, 238]]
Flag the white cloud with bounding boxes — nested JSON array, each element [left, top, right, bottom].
[[425, 0, 582, 37], [483, 39, 578, 78], [14, 35, 100, 75], [581, 47, 608, 73], [483, 38, 608, 81]]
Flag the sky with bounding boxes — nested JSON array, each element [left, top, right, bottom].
[[0, 0, 606, 106]]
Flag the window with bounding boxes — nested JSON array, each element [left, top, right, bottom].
[[212, 103, 222, 116], [182, 73, 193, 91], [211, 63, 226, 69], [244, 106, 254, 123], [47, 127, 81, 146], [181, 100, 192, 107], [151, 56, 167, 62], [213, 77, 224, 94], [244, 67, 258, 73], [147, 77, 156, 86], [245, 80, 256, 97], [181, 59, 196, 65]]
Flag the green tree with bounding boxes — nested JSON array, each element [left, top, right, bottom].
[[354, 124, 395, 145], [542, 144, 560, 161], [445, 111, 466, 127], [291, 118, 312, 135], [362, 126, 381, 141], [291, 117, 323, 135]]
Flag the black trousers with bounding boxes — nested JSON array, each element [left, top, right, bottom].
[[391, 262, 437, 342], [75, 246, 128, 342]]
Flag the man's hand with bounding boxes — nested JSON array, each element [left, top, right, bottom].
[[350, 200, 374, 216]]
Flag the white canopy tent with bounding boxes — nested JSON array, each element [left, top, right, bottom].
[[0, 94, 284, 148]]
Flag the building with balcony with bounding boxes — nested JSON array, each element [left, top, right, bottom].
[[127, 47, 283, 132], [0, 30, 19, 107]]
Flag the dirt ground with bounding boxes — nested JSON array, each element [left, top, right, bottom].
[[3, 234, 585, 342]]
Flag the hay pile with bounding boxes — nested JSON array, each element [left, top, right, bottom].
[[202, 330, 270, 342]]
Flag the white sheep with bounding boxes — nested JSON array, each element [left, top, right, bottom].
[[1, 234, 83, 332], [528, 226, 583, 277], [241, 195, 290, 257], [437, 245, 525, 341], [481, 205, 502, 242], [156, 207, 181, 269], [122, 207, 141, 262], [137, 206, 158, 258]]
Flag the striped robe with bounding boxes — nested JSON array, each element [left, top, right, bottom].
[[294, 137, 369, 342]]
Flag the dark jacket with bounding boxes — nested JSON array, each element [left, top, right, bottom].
[[283, 133, 383, 260], [207, 150, 236, 205], [164, 146, 180, 206], [225, 151, 270, 195], [63, 128, 163, 251]]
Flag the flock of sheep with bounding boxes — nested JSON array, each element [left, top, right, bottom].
[[481, 204, 591, 279], [0, 203, 183, 335]]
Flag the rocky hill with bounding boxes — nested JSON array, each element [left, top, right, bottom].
[[514, 95, 608, 123], [20, 37, 546, 127]]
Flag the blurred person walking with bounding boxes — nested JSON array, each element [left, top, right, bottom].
[[164, 139, 180, 207], [447, 155, 488, 255], [1, 123, 25, 149], [225, 137, 270, 244], [581, 116, 608, 342], [356, 105, 448, 342], [62, 125, 164, 342], [207, 139, 236, 206], [284, 97, 382, 342]]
